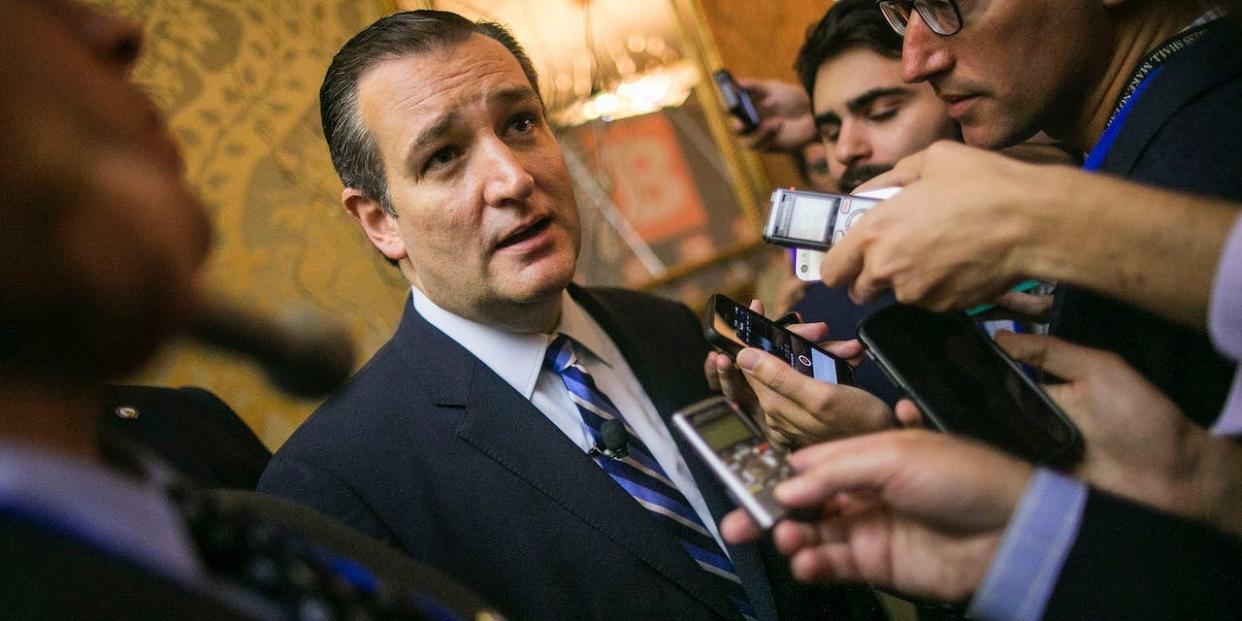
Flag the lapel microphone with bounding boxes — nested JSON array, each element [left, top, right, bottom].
[[589, 419, 629, 460]]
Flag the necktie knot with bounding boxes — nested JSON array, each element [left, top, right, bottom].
[[543, 333, 576, 374]]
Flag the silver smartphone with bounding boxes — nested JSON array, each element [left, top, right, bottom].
[[672, 397, 794, 529], [764, 188, 882, 251]]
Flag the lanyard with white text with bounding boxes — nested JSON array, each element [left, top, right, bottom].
[[1084, 22, 1214, 171]]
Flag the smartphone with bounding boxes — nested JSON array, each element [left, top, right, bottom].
[[712, 69, 761, 133], [857, 304, 1080, 465], [704, 293, 855, 385], [672, 397, 794, 529], [765, 189, 881, 251]]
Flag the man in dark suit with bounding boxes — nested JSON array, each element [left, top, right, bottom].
[[258, 10, 877, 621]]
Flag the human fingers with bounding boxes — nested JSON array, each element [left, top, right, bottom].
[[995, 331, 1104, 381], [749, 298, 766, 316], [848, 254, 892, 305], [994, 290, 1053, 322], [739, 119, 781, 150], [820, 230, 866, 288], [788, 541, 871, 586], [737, 347, 824, 404], [787, 322, 831, 343], [735, 349, 829, 441], [704, 351, 723, 391], [894, 399, 926, 428], [715, 352, 759, 412], [822, 339, 865, 366], [767, 426, 797, 451], [776, 435, 905, 508], [720, 508, 763, 544], [771, 519, 824, 556]]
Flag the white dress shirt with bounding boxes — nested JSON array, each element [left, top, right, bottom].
[[412, 287, 728, 552]]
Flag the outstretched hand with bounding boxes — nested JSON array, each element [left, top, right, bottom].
[[721, 430, 1033, 602], [727, 77, 817, 154], [824, 142, 1046, 309]]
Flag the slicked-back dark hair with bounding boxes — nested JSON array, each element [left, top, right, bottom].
[[320, 10, 541, 215], [794, 0, 904, 96]]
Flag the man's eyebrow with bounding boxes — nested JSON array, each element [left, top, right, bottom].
[[405, 110, 460, 171], [845, 87, 911, 114], [487, 85, 540, 108], [404, 86, 541, 171]]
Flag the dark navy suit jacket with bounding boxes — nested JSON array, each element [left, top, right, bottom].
[[259, 286, 873, 621], [1051, 17, 1242, 428], [1043, 18, 1242, 618]]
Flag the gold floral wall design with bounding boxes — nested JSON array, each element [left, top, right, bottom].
[[90, 0, 405, 449]]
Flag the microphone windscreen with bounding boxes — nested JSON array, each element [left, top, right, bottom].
[[601, 419, 628, 452], [191, 298, 356, 398]]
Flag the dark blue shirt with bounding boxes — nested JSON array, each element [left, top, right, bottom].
[[790, 283, 903, 406]]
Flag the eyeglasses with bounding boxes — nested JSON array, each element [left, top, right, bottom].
[[876, 0, 964, 36]]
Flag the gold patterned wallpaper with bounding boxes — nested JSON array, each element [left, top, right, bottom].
[[89, 0, 405, 449]]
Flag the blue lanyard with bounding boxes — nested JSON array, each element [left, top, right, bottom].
[[1082, 65, 1164, 172]]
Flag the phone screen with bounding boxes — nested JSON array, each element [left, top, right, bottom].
[[708, 295, 842, 384], [712, 69, 761, 130], [860, 305, 1078, 464]]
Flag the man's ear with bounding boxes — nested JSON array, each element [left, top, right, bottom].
[[342, 188, 407, 262]]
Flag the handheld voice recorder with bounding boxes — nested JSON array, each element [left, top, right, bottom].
[[672, 397, 794, 529]]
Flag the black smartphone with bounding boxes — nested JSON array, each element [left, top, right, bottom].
[[712, 69, 762, 133], [764, 188, 882, 251], [704, 293, 855, 385], [857, 304, 1080, 465]]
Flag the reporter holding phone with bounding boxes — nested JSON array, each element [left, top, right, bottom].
[[722, 331, 1242, 621], [704, 299, 897, 449]]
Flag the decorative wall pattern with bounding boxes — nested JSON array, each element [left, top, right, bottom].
[[79, 0, 831, 450], [90, 0, 402, 449]]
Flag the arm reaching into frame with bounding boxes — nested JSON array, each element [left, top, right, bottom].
[[827, 141, 1236, 330]]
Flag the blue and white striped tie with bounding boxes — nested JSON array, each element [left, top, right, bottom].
[[544, 334, 756, 621]]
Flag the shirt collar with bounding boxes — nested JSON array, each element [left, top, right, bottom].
[[411, 287, 617, 400], [0, 441, 202, 581]]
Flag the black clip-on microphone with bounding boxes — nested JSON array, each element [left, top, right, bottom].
[[589, 419, 629, 461]]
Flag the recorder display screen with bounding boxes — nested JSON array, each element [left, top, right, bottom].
[[775, 193, 839, 242], [699, 412, 755, 451]]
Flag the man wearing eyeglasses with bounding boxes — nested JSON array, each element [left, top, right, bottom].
[[856, 0, 1242, 430]]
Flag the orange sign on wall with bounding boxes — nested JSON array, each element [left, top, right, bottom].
[[581, 113, 708, 245]]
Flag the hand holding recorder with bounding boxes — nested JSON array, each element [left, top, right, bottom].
[[720, 429, 1032, 602], [702, 294, 887, 448]]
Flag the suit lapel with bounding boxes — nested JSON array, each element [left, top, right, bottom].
[[395, 297, 741, 620], [1103, 20, 1242, 175], [571, 286, 780, 621]]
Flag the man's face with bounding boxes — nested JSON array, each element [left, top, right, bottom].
[[899, 0, 1108, 148], [813, 47, 958, 192], [353, 35, 580, 322], [798, 141, 836, 192], [0, 0, 210, 376]]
